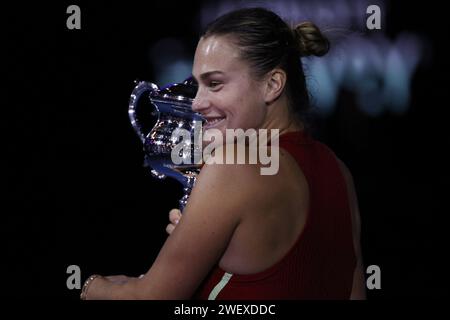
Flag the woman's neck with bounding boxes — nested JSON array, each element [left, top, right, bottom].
[[260, 96, 304, 136]]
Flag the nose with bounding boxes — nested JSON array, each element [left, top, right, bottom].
[[192, 89, 209, 112]]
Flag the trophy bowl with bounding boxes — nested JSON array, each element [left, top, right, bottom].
[[128, 77, 204, 211]]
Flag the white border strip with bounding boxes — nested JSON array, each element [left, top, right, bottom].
[[207, 272, 233, 300]]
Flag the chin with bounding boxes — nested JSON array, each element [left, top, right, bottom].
[[201, 125, 227, 150]]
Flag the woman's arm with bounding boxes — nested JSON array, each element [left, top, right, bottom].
[[85, 161, 264, 299]]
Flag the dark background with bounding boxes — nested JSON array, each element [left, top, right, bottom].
[[3, 1, 448, 299]]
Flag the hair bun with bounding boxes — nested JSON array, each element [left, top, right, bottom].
[[293, 22, 330, 57]]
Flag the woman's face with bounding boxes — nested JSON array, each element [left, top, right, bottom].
[[192, 35, 268, 137]]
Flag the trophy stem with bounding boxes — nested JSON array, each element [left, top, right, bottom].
[[178, 173, 198, 212]]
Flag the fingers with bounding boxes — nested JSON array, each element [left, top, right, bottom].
[[167, 209, 182, 235], [169, 208, 182, 225], [166, 223, 175, 235]]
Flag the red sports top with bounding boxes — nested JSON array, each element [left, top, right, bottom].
[[193, 130, 356, 299]]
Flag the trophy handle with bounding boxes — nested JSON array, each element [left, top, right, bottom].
[[128, 80, 159, 143]]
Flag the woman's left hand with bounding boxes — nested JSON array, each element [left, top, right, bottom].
[[82, 275, 134, 299]]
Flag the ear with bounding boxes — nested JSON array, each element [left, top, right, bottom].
[[263, 69, 286, 104]]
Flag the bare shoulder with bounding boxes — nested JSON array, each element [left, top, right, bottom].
[[191, 143, 301, 223], [194, 158, 281, 210]]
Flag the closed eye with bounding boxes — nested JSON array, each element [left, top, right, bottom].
[[208, 81, 223, 90]]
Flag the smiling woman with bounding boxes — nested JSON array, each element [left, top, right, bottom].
[[81, 7, 366, 300]]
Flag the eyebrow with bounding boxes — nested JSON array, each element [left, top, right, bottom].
[[192, 71, 225, 82]]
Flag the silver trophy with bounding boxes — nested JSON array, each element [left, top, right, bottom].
[[128, 77, 204, 211]]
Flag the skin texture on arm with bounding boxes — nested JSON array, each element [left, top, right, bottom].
[[337, 159, 367, 300], [86, 161, 265, 299]]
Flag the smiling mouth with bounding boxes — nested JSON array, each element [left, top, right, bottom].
[[203, 117, 226, 130]]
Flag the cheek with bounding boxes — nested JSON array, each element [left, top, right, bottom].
[[231, 95, 266, 128], [218, 81, 266, 129]]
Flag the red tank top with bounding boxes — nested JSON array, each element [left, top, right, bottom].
[[193, 130, 356, 299]]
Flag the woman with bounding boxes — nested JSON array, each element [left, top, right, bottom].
[[81, 7, 366, 300]]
